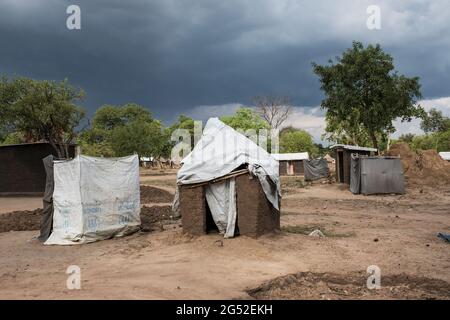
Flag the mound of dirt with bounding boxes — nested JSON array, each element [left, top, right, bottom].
[[247, 272, 450, 300], [0, 204, 178, 234], [140, 186, 174, 203], [140, 205, 178, 231], [387, 143, 450, 186], [0, 209, 43, 233]]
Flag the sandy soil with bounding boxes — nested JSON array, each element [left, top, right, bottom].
[[0, 172, 449, 300], [0, 197, 42, 214]]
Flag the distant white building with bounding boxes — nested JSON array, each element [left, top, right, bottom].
[[439, 152, 450, 162], [271, 152, 309, 176]]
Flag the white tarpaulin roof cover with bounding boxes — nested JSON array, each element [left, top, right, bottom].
[[45, 155, 141, 245], [271, 152, 309, 161], [177, 118, 280, 210], [439, 152, 450, 161]]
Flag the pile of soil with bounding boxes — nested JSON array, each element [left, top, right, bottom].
[[0, 205, 178, 233], [0, 209, 42, 233], [140, 205, 178, 230], [140, 186, 174, 203], [387, 143, 450, 186], [247, 272, 450, 300]]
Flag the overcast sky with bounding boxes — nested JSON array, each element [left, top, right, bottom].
[[1, 0, 449, 142]]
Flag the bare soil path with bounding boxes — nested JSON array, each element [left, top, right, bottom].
[[0, 173, 449, 299]]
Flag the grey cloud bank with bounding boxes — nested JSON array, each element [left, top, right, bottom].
[[1, 0, 449, 136]]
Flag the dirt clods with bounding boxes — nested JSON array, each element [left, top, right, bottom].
[[140, 185, 174, 203], [248, 272, 450, 300], [0, 209, 42, 233]]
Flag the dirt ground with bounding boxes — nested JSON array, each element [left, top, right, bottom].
[[0, 197, 42, 214], [0, 172, 449, 300]]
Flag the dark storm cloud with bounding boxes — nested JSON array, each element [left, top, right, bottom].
[[1, 0, 449, 124]]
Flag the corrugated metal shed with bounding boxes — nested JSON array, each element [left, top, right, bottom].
[[331, 144, 377, 152], [271, 152, 309, 161]]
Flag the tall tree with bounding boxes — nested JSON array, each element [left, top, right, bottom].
[[0, 76, 85, 158], [110, 119, 167, 160], [220, 108, 271, 147], [398, 133, 415, 144], [82, 103, 167, 159], [321, 112, 372, 146], [279, 129, 318, 157], [313, 42, 424, 152], [421, 108, 450, 133], [253, 95, 292, 129], [166, 114, 196, 150], [220, 108, 269, 133]]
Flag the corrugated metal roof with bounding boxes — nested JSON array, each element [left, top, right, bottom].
[[330, 144, 377, 152], [439, 152, 450, 161], [271, 152, 309, 161]]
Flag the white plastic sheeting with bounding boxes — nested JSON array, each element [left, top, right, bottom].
[[205, 178, 237, 238], [177, 118, 280, 210], [45, 155, 141, 245]]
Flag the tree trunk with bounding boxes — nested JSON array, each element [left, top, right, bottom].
[[63, 143, 69, 159], [48, 138, 62, 159], [370, 131, 379, 155], [387, 133, 391, 152]]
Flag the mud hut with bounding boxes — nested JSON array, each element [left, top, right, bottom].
[[331, 144, 377, 184], [271, 152, 309, 176], [0, 143, 76, 196], [173, 118, 281, 238]]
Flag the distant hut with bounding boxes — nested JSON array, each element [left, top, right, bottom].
[[331, 144, 377, 184], [271, 152, 309, 176]]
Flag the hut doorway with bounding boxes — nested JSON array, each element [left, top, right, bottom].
[[337, 150, 344, 183], [205, 200, 220, 234]]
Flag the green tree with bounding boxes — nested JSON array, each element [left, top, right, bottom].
[[314, 143, 330, 157], [221, 108, 271, 149], [279, 126, 298, 136], [0, 76, 85, 158], [398, 133, 415, 144], [220, 108, 270, 132], [110, 119, 167, 159], [165, 114, 197, 151], [313, 42, 424, 152], [0, 132, 25, 146], [167, 115, 195, 136], [81, 103, 168, 159], [411, 131, 450, 152], [411, 134, 436, 151], [435, 130, 450, 152], [321, 113, 372, 146], [421, 108, 450, 133], [280, 129, 319, 157]]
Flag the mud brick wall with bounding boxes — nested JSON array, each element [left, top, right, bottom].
[[0, 143, 75, 196], [294, 160, 304, 175], [235, 173, 280, 237], [180, 173, 280, 237], [180, 185, 206, 236], [279, 161, 288, 176], [279, 160, 303, 176]]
